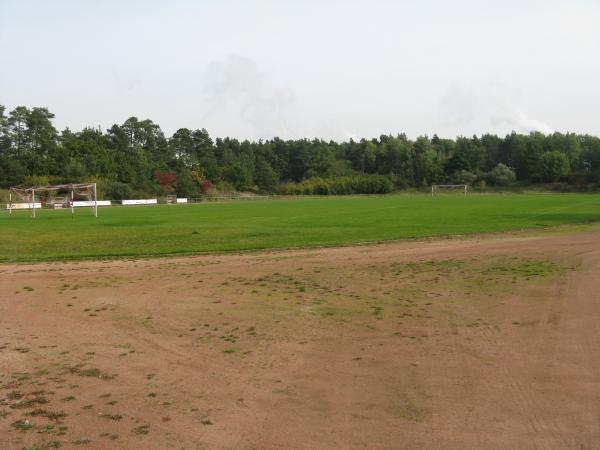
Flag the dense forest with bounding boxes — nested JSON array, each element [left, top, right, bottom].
[[2, 105, 600, 199]]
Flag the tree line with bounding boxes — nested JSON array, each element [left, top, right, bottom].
[[2, 104, 600, 198]]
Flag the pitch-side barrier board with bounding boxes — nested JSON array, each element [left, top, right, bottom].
[[121, 199, 158, 205], [72, 201, 111, 207], [6, 203, 42, 209]]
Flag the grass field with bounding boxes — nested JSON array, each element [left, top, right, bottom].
[[2, 193, 600, 262]]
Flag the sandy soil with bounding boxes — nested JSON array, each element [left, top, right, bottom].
[[1, 229, 600, 449]]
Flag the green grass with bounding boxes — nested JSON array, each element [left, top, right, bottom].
[[2, 194, 600, 262]]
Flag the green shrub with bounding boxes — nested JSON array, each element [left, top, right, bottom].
[[103, 181, 133, 200], [539, 151, 570, 182], [487, 163, 516, 186], [278, 174, 394, 195]]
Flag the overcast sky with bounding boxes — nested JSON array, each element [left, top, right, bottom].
[[1, 0, 599, 141]]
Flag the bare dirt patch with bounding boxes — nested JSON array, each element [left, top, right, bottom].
[[1, 230, 600, 449]]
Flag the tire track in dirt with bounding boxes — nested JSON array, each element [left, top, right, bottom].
[[473, 243, 600, 450], [477, 325, 564, 450]]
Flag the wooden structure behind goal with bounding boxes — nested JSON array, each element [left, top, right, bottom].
[[8, 183, 98, 218], [431, 184, 468, 196]]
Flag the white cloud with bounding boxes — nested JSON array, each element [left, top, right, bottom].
[[439, 81, 553, 136], [201, 54, 297, 139]]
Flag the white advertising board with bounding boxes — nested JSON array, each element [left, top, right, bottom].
[[121, 199, 158, 205], [7, 203, 42, 210], [176, 198, 188, 203], [72, 200, 111, 207]]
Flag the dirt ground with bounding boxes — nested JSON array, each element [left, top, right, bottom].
[[1, 227, 600, 450]]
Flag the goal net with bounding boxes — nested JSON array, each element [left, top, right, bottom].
[[8, 183, 99, 218], [431, 184, 468, 195]]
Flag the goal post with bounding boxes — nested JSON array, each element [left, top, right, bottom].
[[8, 183, 99, 218], [431, 184, 468, 196]]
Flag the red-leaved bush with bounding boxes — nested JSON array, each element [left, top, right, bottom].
[[154, 170, 176, 188]]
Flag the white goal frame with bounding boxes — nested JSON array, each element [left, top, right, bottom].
[[431, 184, 468, 196], [8, 183, 98, 218]]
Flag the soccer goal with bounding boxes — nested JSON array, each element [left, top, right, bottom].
[[8, 183, 99, 218], [431, 184, 468, 196]]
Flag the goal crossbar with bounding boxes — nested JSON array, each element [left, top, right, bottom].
[[9, 183, 98, 218]]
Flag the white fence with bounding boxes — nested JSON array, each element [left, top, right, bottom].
[[121, 199, 157, 205], [7, 202, 42, 209], [188, 195, 275, 202], [72, 200, 111, 207], [4, 196, 278, 211]]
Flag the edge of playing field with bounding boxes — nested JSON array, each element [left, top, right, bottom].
[[2, 220, 599, 265]]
